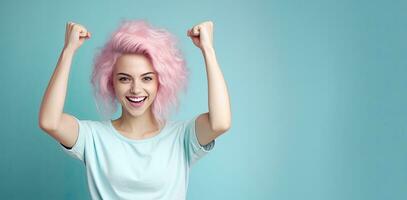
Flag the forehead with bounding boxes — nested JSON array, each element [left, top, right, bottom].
[[114, 54, 154, 75]]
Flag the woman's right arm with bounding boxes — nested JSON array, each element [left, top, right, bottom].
[[38, 22, 91, 148]]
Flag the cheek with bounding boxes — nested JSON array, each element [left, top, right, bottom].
[[113, 83, 128, 97], [150, 83, 159, 95]]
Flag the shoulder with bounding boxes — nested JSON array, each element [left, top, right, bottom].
[[166, 117, 188, 127], [77, 118, 105, 127], [165, 115, 199, 134], [75, 118, 110, 134]]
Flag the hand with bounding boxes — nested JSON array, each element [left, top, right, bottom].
[[187, 21, 214, 51], [64, 21, 91, 52]]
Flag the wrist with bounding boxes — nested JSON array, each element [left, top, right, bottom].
[[201, 45, 215, 55], [63, 45, 76, 55]]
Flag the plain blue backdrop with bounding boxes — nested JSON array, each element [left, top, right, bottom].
[[0, 0, 406, 199]]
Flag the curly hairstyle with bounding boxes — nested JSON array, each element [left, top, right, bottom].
[[91, 20, 189, 127]]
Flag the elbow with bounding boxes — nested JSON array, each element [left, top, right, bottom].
[[38, 115, 58, 132], [209, 112, 232, 134], [38, 110, 59, 132], [39, 120, 56, 132], [211, 122, 231, 134]]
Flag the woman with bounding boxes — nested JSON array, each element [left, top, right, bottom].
[[39, 20, 231, 199]]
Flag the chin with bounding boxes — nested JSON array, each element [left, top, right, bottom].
[[123, 100, 152, 117]]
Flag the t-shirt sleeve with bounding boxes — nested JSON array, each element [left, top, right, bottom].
[[183, 114, 215, 167], [59, 116, 93, 163]]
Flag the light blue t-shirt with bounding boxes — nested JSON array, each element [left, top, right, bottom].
[[59, 115, 215, 200]]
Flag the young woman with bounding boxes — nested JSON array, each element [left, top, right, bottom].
[[39, 20, 231, 199]]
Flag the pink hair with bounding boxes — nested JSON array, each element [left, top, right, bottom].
[[91, 20, 189, 126]]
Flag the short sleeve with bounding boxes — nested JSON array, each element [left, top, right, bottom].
[[183, 115, 215, 167], [59, 116, 92, 163]]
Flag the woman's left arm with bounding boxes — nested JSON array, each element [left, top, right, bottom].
[[187, 21, 232, 146]]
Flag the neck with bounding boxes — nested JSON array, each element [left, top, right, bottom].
[[114, 107, 160, 137]]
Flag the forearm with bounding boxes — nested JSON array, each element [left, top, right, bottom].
[[38, 47, 75, 130], [202, 47, 231, 131]]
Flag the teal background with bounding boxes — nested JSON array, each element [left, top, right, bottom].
[[1, 0, 406, 199]]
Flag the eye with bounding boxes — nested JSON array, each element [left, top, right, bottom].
[[143, 77, 153, 81], [119, 77, 130, 82]]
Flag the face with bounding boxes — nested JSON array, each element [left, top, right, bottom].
[[112, 54, 158, 117]]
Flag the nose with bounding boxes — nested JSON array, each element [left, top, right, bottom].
[[130, 79, 142, 94]]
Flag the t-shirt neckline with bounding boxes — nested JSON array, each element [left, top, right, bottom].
[[108, 120, 169, 143]]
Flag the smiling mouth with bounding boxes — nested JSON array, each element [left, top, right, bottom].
[[126, 96, 147, 103]]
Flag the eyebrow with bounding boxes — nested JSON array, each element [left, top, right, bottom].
[[116, 72, 156, 77]]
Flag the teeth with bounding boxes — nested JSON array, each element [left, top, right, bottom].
[[129, 97, 146, 101], [127, 96, 146, 103]]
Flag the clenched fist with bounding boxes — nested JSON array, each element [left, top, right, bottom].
[[187, 21, 214, 51], [64, 21, 91, 52]]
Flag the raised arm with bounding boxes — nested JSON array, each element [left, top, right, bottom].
[[187, 21, 232, 145], [38, 22, 91, 148]]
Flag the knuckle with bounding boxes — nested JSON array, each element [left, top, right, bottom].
[[205, 21, 213, 27]]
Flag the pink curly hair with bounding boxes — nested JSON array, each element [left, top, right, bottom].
[[91, 20, 189, 126]]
